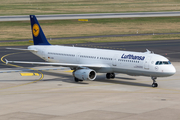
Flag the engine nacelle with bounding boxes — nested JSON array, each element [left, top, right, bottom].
[[73, 69, 96, 81]]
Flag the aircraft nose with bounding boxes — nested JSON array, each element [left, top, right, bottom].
[[170, 65, 176, 75]]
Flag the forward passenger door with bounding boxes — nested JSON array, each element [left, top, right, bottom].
[[144, 56, 151, 69], [112, 54, 118, 66]]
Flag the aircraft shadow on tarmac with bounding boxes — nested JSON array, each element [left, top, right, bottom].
[[42, 71, 89, 84], [0, 70, 151, 87], [95, 75, 151, 87], [42, 71, 151, 87], [95, 79, 151, 87]]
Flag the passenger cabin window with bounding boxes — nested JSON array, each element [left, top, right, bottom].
[[155, 61, 171, 65]]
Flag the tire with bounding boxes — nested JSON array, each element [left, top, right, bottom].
[[106, 73, 111, 79], [110, 73, 115, 79], [152, 83, 158, 88]]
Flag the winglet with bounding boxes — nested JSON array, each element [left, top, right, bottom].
[[5, 59, 8, 64], [30, 15, 51, 45]]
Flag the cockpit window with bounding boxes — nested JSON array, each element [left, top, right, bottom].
[[163, 61, 169, 64], [155, 61, 171, 65], [155, 61, 159, 65]]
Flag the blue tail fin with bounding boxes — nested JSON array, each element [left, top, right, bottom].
[[30, 15, 51, 45]]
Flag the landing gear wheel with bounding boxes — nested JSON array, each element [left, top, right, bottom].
[[106, 73, 111, 79], [106, 73, 115, 79], [152, 83, 158, 88], [151, 77, 158, 88], [110, 73, 115, 79]]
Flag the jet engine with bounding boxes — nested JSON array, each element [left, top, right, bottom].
[[73, 69, 96, 81]]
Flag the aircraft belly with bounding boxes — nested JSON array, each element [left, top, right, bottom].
[[95, 67, 113, 73], [112, 68, 170, 77]]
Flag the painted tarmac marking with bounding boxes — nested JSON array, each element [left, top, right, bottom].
[[20, 73, 39, 76], [0, 52, 44, 90], [64, 70, 74, 73]]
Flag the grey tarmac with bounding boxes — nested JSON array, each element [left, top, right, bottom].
[[0, 32, 180, 43]]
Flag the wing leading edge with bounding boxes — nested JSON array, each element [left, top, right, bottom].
[[6, 48, 38, 52], [0, 67, 71, 73], [5, 59, 109, 69]]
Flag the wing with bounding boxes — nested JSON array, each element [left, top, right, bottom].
[[5, 59, 109, 69], [6, 48, 38, 52], [0, 67, 70, 73]]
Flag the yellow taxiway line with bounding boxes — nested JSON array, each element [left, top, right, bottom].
[[0, 52, 44, 90]]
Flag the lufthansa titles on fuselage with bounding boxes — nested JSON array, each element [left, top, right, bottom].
[[121, 54, 145, 61]]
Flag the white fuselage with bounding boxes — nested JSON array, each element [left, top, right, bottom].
[[28, 45, 176, 77]]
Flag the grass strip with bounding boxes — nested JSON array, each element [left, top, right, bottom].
[[1, 34, 180, 46]]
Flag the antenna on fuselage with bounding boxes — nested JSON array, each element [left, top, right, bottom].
[[146, 49, 151, 54], [145, 49, 154, 54]]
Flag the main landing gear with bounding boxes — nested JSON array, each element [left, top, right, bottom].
[[73, 71, 83, 82], [151, 77, 158, 88], [106, 73, 115, 79], [74, 77, 83, 82]]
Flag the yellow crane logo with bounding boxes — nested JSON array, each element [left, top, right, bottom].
[[33, 24, 40, 37]]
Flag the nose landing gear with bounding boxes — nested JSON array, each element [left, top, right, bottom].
[[151, 77, 158, 87]]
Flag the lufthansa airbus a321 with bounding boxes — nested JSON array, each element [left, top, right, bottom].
[[4, 15, 176, 87]]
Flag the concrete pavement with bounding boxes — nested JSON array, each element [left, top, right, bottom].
[[0, 62, 180, 120]]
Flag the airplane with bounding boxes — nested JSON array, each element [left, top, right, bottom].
[[4, 15, 176, 88]]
